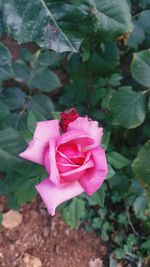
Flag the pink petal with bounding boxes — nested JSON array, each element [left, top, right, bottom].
[[57, 130, 95, 150], [35, 178, 84, 215], [20, 120, 59, 165], [56, 150, 92, 178], [79, 147, 107, 195], [57, 141, 85, 165], [44, 138, 60, 185], [57, 162, 79, 173], [60, 159, 94, 182], [83, 151, 91, 164], [58, 141, 79, 158], [56, 150, 74, 164], [68, 117, 103, 148]]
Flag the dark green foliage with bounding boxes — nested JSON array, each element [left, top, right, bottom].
[[0, 0, 150, 262], [133, 140, 150, 186], [131, 50, 150, 87], [110, 87, 146, 128], [0, 43, 14, 80], [63, 198, 86, 229]]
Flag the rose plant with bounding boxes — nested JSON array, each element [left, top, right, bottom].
[[20, 109, 107, 215], [0, 0, 150, 262]]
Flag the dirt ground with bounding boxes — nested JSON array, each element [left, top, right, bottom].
[[0, 197, 108, 267]]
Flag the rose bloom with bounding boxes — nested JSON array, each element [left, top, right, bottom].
[[20, 110, 107, 215]]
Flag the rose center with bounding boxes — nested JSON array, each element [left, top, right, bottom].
[[56, 141, 86, 167]]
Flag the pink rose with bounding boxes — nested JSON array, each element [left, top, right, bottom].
[[20, 110, 107, 215]]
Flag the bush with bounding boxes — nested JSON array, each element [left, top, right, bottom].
[[0, 0, 150, 264]]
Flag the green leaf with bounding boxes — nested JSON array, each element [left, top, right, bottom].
[[129, 180, 144, 196], [91, 186, 105, 207], [20, 130, 32, 143], [109, 73, 123, 87], [29, 93, 54, 118], [81, 49, 90, 62], [91, 217, 102, 229], [27, 110, 37, 134], [16, 178, 38, 204], [27, 110, 46, 134], [91, 88, 107, 107], [13, 60, 30, 82], [93, 0, 133, 39], [128, 21, 145, 49], [0, 149, 22, 172], [138, 11, 150, 35], [88, 42, 118, 75], [5, 165, 44, 194], [0, 42, 14, 80], [19, 47, 33, 62], [114, 248, 125, 259], [110, 87, 146, 128], [29, 67, 61, 92], [2, 87, 26, 111], [132, 140, 150, 186], [47, 2, 95, 50], [131, 50, 150, 87], [0, 10, 5, 37], [141, 239, 150, 249], [0, 100, 10, 121], [5, 172, 27, 194], [63, 198, 86, 229], [139, 0, 150, 6], [35, 50, 64, 68], [133, 196, 147, 218], [101, 130, 111, 150], [31, 93, 54, 112], [68, 54, 87, 81], [114, 234, 124, 246], [106, 164, 115, 179], [107, 151, 131, 170], [51, 111, 60, 120], [0, 128, 25, 172], [0, 180, 6, 196], [0, 211, 2, 224], [143, 124, 150, 139], [3, 0, 78, 53], [101, 89, 115, 109], [7, 193, 20, 210]]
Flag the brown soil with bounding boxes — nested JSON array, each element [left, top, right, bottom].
[[0, 198, 107, 267]]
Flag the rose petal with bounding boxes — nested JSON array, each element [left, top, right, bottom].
[[79, 147, 107, 195], [57, 162, 79, 173], [20, 120, 60, 165], [44, 138, 60, 185], [35, 178, 84, 215], [60, 159, 94, 181], [58, 141, 79, 158], [68, 117, 103, 148], [83, 151, 91, 164], [56, 150, 74, 164], [57, 130, 95, 150]]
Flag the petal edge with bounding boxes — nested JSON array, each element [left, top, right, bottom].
[[35, 178, 84, 215]]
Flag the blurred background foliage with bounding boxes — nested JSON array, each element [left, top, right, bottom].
[[0, 0, 150, 265]]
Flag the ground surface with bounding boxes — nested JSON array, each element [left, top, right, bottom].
[[0, 197, 107, 267]]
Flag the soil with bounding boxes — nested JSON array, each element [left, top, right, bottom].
[[0, 197, 107, 267]]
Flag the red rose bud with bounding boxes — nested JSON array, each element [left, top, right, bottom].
[[59, 108, 79, 132]]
